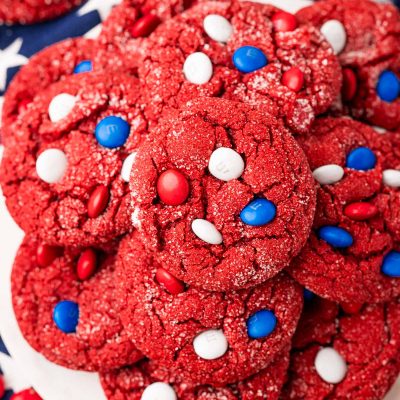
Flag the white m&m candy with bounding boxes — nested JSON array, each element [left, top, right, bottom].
[[36, 149, 68, 184], [192, 219, 223, 245], [48, 93, 77, 122], [383, 169, 400, 187], [121, 152, 137, 182], [193, 329, 228, 360], [312, 164, 344, 185], [314, 347, 347, 384], [141, 382, 177, 400], [183, 52, 213, 85], [203, 14, 233, 43], [208, 147, 245, 181], [320, 20, 347, 55]]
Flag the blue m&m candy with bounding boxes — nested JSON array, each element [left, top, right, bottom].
[[318, 226, 353, 248], [381, 251, 400, 277], [74, 60, 93, 74], [247, 309, 277, 339], [233, 46, 268, 74], [240, 198, 276, 226], [95, 116, 130, 149], [53, 300, 79, 333], [376, 70, 400, 103], [346, 147, 376, 171], [303, 288, 315, 301]]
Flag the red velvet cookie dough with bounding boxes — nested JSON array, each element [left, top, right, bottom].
[[282, 298, 400, 400], [130, 98, 316, 291], [116, 233, 303, 386], [139, 1, 341, 133], [2, 37, 130, 143], [11, 236, 142, 371], [0, 0, 82, 24], [1, 72, 148, 247], [288, 117, 400, 303], [101, 348, 290, 400]]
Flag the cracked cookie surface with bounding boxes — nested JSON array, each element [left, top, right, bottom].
[[288, 117, 400, 303], [139, 1, 341, 133], [116, 232, 303, 386], [282, 297, 400, 400], [11, 236, 143, 371], [2, 37, 131, 144], [1, 72, 148, 247], [101, 348, 290, 400], [129, 97, 316, 291]]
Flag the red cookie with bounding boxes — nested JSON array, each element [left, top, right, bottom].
[[282, 297, 400, 400], [130, 98, 316, 291], [350, 56, 400, 131], [1, 72, 148, 247], [296, 0, 400, 67], [296, 0, 400, 130], [139, 1, 341, 133], [11, 236, 143, 371], [0, 0, 82, 24], [288, 117, 400, 303], [98, 0, 206, 73], [116, 233, 303, 386], [2, 37, 130, 144], [101, 348, 290, 400]]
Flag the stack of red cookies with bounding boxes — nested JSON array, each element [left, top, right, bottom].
[[1, 0, 400, 399]]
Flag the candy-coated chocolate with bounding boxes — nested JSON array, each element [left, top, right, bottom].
[[73, 60, 93, 74], [318, 226, 353, 248], [341, 301, 363, 314], [247, 310, 277, 339], [156, 169, 190, 206], [381, 251, 400, 277], [314, 347, 347, 384], [342, 68, 357, 101], [95, 116, 131, 149], [376, 70, 400, 102], [36, 244, 62, 267], [312, 164, 344, 185], [320, 19, 347, 55], [155, 267, 185, 295], [282, 67, 304, 92], [87, 185, 110, 218], [35, 149, 68, 184], [48, 93, 76, 122], [240, 198, 276, 226], [208, 147, 244, 182], [233, 46, 268, 73], [77, 249, 97, 281], [344, 202, 378, 221], [346, 147, 376, 171], [183, 52, 213, 84], [272, 11, 298, 32], [203, 14, 233, 43], [53, 300, 79, 334], [193, 329, 228, 360], [130, 13, 160, 38]]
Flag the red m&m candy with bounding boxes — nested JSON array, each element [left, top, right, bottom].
[[11, 388, 42, 400], [344, 202, 378, 221], [282, 67, 304, 92], [130, 13, 160, 38], [77, 249, 98, 281], [87, 185, 110, 218], [36, 244, 62, 267], [0, 374, 5, 398], [157, 169, 190, 206], [155, 267, 185, 295], [272, 11, 298, 32], [342, 68, 357, 101], [341, 302, 363, 314]]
